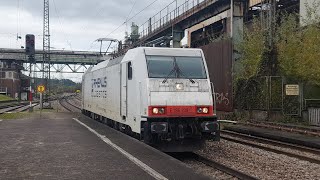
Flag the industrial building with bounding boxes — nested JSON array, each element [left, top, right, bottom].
[[0, 59, 29, 100]]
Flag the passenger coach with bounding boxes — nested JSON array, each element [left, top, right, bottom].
[[82, 47, 220, 151]]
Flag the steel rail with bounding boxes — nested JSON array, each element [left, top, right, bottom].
[[0, 105, 25, 114], [221, 130, 320, 155], [11, 103, 39, 113], [0, 104, 19, 110], [0, 102, 28, 110], [193, 153, 258, 180], [221, 134, 320, 165], [58, 98, 73, 112], [74, 96, 81, 101], [241, 122, 320, 136], [65, 98, 81, 110]]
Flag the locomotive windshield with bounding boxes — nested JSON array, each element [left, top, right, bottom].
[[146, 56, 207, 79]]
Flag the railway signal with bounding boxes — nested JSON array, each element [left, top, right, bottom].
[[37, 85, 46, 110], [25, 34, 35, 56], [37, 85, 46, 93]]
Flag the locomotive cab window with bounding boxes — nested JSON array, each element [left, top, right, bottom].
[[128, 61, 132, 80], [146, 55, 207, 79]]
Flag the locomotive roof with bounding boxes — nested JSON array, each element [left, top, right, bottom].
[[86, 47, 203, 73]]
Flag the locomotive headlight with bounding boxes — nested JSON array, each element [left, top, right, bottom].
[[202, 107, 209, 114], [152, 108, 159, 114], [176, 83, 184, 90], [197, 107, 209, 114], [159, 108, 165, 114], [152, 107, 165, 114]]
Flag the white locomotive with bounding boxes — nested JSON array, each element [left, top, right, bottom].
[[82, 47, 220, 151]]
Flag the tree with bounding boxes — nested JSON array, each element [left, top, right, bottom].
[[235, 3, 320, 112], [238, 3, 320, 83], [277, 11, 320, 84], [236, 19, 267, 80]]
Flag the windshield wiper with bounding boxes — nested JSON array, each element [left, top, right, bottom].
[[162, 65, 176, 83], [175, 64, 195, 84], [162, 59, 195, 84]]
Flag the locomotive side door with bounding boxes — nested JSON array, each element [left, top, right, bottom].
[[120, 63, 127, 119]]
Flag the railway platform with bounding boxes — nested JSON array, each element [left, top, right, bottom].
[[224, 124, 320, 149], [0, 111, 209, 180]]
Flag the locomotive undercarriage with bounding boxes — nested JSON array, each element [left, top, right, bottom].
[[142, 117, 220, 151], [82, 109, 220, 152]]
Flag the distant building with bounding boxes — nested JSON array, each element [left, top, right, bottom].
[[0, 59, 27, 100]]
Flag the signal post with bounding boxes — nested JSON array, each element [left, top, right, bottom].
[[37, 85, 45, 109], [25, 34, 35, 112]]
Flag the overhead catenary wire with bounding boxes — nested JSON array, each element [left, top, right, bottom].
[[79, 1, 109, 42], [16, 0, 20, 40], [99, 0, 138, 52], [125, 0, 138, 27], [16, 0, 23, 48], [88, 0, 160, 51], [124, 0, 160, 26], [52, 0, 73, 51]]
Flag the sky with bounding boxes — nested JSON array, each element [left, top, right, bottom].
[[0, 0, 188, 82]]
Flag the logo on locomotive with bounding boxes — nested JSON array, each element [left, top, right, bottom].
[[91, 77, 107, 97]]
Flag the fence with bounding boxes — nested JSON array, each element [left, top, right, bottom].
[[139, 0, 217, 38], [235, 76, 284, 111], [308, 108, 320, 126]]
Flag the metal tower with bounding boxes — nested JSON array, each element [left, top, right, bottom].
[[260, 0, 276, 46], [43, 0, 51, 102]]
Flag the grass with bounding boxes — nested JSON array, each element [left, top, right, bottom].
[[0, 112, 30, 120], [0, 109, 59, 120], [0, 94, 14, 102]]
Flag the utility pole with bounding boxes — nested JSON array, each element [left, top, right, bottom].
[[261, 0, 276, 47], [25, 34, 35, 112], [43, 0, 51, 108], [260, 0, 277, 113], [260, 0, 277, 76]]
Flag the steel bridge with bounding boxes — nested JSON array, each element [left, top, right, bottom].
[[130, 0, 299, 48], [0, 48, 104, 73], [134, 0, 231, 47]]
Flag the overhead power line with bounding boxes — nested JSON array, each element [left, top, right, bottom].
[[126, 0, 138, 24], [125, 0, 159, 25], [52, 0, 73, 51], [88, 0, 160, 50]]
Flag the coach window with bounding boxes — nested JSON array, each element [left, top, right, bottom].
[[128, 62, 132, 80]]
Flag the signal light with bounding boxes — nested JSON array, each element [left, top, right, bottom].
[[25, 34, 35, 56]]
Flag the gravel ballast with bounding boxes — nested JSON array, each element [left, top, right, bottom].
[[195, 140, 320, 180]]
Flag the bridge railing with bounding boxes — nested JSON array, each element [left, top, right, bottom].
[[139, 0, 209, 39]]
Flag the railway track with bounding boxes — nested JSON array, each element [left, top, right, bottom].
[[243, 121, 320, 136], [0, 101, 27, 109], [0, 104, 38, 114], [74, 96, 81, 101], [195, 154, 258, 180], [221, 130, 320, 165], [65, 98, 81, 110], [59, 97, 81, 112], [172, 152, 258, 180]]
